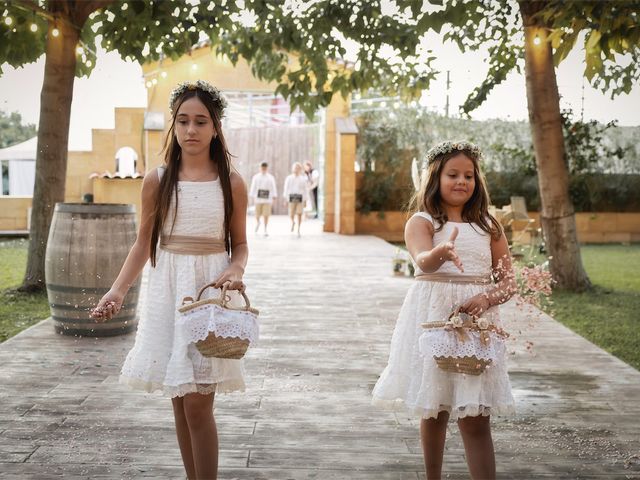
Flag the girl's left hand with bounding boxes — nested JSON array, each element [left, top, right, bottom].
[[459, 293, 490, 318], [212, 264, 245, 291]]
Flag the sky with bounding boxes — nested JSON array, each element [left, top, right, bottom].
[[1, 31, 639, 151]]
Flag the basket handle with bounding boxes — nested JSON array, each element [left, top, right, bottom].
[[195, 282, 253, 310]]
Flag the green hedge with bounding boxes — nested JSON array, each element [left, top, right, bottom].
[[357, 171, 640, 213], [486, 172, 640, 212]]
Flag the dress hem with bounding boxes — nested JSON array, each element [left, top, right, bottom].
[[371, 395, 516, 420], [119, 375, 246, 398]]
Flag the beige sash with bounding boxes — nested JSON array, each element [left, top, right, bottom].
[[415, 273, 492, 284], [160, 235, 226, 255]]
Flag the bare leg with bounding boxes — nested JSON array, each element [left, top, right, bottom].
[[183, 392, 218, 480], [289, 205, 295, 232], [296, 213, 302, 236], [171, 397, 196, 480], [254, 213, 260, 233], [263, 215, 269, 235], [420, 411, 449, 480], [458, 414, 495, 480]]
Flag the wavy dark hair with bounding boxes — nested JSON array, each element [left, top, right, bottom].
[[411, 148, 502, 240], [149, 88, 233, 267]]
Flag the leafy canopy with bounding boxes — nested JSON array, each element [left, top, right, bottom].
[[1, 1, 638, 117]]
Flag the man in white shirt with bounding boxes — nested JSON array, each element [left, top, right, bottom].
[[249, 162, 278, 236]]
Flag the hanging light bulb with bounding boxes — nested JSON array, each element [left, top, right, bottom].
[[4, 16, 12, 26], [76, 46, 84, 55], [191, 62, 198, 70], [146, 81, 152, 88], [160, 71, 167, 79], [30, 22, 38, 32], [52, 26, 60, 37], [86, 60, 92, 67], [151, 78, 158, 85], [533, 33, 541, 46]]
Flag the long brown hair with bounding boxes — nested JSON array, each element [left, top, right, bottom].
[[411, 148, 502, 240], [149, 89, 234, 266]]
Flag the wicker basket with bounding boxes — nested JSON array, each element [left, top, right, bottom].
[[178, 283, 259, 359], [433, 356, 492, 376], [422, 308, 496, 376]]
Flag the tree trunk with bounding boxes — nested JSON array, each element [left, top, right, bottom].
[[518, 1, 591, 292], [20, 18, 79, 292]]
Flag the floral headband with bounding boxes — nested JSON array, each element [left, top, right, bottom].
[[168, 80, 228, 116], [425, 140, 483, 165]]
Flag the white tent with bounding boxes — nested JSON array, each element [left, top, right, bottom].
[[0, 137, 37, 196]]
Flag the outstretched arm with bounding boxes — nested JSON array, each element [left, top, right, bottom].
[[405, 215, 464, 274], [91, 169, 160, 321]]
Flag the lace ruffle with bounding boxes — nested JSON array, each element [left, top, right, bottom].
[[371, 396, 516, 420], [419, 328, 506, 362], [177, 304, 259, 345], [119, 375, 245, 398]]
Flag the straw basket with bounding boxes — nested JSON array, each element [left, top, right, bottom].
[[421, 308, 507, 376], [178, 283, 259, 359]]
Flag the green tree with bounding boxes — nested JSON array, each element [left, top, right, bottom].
[[0, 110, 36, 148], [0, 0, 439, 291], [428, 0, 640, 291]]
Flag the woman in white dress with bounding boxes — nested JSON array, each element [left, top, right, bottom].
[[283, 162, 309, 236], [91, 80, 248, 480]]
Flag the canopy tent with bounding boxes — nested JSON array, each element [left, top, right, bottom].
[[0, 137, 37, 196]]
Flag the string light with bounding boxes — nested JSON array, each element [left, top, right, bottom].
[[151, 78, 158, 85], [86, 60, 92, 67], [52, 26, 60, 37], [30, 23, 38, 32], [76, 46, 84, 55], [160, 71, 167, 78], [4, 16, 12, 26], [191, 63, 198, 70], [533, 33, 541, 46]]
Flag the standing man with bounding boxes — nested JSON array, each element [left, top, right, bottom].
[[249, 162, 278, 236], [304, 161, 320, 219]]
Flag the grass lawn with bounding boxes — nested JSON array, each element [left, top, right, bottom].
[[0, 239, 50, 342], [550, 244, 640, 371]]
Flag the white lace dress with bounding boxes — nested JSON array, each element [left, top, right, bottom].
[[120, 169, 245, 397], [372, 212, 515, 419]]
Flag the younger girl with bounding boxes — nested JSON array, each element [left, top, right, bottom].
[[283, 162, 308, 236], [372, 141, 517, 480], [91, 80, 248, 480]]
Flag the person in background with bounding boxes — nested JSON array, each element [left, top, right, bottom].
[[283, 162, 308, 236], [304, 161, 320, 219], [249, 162, 277, 236]]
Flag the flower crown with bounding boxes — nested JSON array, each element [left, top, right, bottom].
[[425, 140, 483, 165], [168, 80, 228, 116]]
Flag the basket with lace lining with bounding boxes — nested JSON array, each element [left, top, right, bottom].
[[420, 308, 509, 376], [178, 283, 259, 359]]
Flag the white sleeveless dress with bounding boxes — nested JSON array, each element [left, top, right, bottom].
[[372, 212, 515, 419], [119, 168, 245, 397]]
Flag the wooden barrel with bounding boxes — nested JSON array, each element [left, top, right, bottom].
[[45, 203, 140, 336]]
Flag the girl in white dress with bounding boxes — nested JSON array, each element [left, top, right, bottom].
[[372, 141, 517, 480], [91, 80, 248, 480]]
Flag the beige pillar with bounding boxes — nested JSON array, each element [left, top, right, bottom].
[[330, 117, 358, 234]]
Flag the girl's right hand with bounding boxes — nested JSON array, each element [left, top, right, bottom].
[[435, 227, 464, 272], [90, 290, 125, 322]]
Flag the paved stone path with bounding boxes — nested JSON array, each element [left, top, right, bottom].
[[1, 215, 639, 479]]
